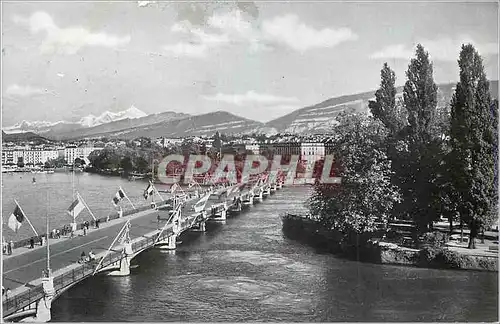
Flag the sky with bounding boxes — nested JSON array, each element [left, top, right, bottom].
[[1, 1, 498, 126]]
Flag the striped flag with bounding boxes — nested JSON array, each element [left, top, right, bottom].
[[67, 195, 85, 218], [188, 179, 198, 189], [193, 194, 210, 213], [143, 182, 154, 200], [170, 182, 180, 194], [8, 204, 25, 232], [112, 188, 126, 206]]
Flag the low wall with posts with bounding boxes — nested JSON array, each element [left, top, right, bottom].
[[8, 200, 171, 250]]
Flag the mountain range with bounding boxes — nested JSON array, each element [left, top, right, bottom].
[[2, 81, 498, 141]]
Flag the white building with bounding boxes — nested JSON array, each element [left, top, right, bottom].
[[245, 143, 260, 155], [64, 145, 102, 165], [300, 142, 325, 164], [1, 149, 59, 165]]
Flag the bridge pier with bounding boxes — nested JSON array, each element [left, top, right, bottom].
[[19, 277, 55, 323], [254, 189, 263, 202], [156, 235, 177, 250], [231, 198, 242, 212], [209, 205, 227, 222], [242, 195, 253, 207], [108, 243, 133, 276], [191, 220, 206, 232]]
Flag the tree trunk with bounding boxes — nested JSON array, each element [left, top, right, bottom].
[[460, 219, 464, 243], [449, 216, 453, 235], [468, 219, 477, 249], [468, 231, 476, 249]]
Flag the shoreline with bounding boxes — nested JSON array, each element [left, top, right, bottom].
[[281, 214, 498, 272]]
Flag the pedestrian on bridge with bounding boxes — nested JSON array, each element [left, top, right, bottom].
[[95, 219, 100, 229], [8, 241, 13, 255], [79, 251, 87, 263], [29, 238, 35, 249]]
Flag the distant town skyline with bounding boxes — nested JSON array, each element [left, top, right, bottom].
[[2, 1, 498, 126]]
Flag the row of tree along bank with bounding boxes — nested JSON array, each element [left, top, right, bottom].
[[282, 214, 497, 271], [283, 43, 498, 270]]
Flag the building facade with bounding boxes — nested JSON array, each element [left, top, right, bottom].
[[1, 149, 58, 165], [64, 145, 102, 165], [300, 142, 326, 165]]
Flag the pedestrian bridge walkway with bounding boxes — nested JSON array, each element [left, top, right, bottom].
[[2, 174, 285, 322]]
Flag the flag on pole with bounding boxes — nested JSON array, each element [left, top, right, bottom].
[[193, 194, 210, 213], [112, 188, 126, 206], [143, 182, 154, 200], [170, 182, 179, 194], [118, 220, 131, 245], [67, 195, 85, 218], [188, 179, 198, 189], [8, 204, 25, 232]]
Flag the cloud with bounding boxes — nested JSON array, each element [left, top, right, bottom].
[[137, 1, 157, 8], [165, 10, 356, 57], [164, 21, 230, 58], [13, 11, 131, 55], [261, 14, 358, 51], [371, 35, 499, 61], [203, 91, 299, 105], [5, 84, 47, 97], [208, 10, 253, 35]]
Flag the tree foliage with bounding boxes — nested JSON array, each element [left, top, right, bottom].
[[401, 44, 443, 233], [308, 113, 401, 234], [449, 44, 497, 248]]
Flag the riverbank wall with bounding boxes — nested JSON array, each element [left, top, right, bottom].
[[282, 214, 498, 272]]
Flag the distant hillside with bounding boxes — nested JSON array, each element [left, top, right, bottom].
[[265, 80, 499, 134], [45, 111, 190, 140], [2, 130, 49, 143], [65, 111, 264, 140], [5, 80, 497, 141]]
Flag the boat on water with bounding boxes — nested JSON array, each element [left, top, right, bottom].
[[128, 172, 146, 181]]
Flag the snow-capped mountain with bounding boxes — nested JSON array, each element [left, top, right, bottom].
[[3, 106, 148, 134], [77, 106, 147, 128], [3, 120, 66, 133]]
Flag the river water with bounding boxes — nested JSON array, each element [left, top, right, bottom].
[[2, 173, 498, 321], [1, 172, 172, 241]]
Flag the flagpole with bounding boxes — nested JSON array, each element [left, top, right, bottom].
[[120, 187, 136, 210], [92, 219, 130, 276], [151, 159, 155, 205], [14, 199, 39, 236], [72, 161, 75, 223], [46, 191, 51, 276], [152, 182, 164, 201], [77, 192, 97, 221]]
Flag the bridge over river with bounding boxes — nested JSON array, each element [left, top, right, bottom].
[[2, 175, 284, 322]]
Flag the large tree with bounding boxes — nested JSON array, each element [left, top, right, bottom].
[[449, 44, 497, 248], [308, 113, 400, 234], [369, 63, 405, 134], [402, 44, 442, 233], [369, 63, 409, 221]]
